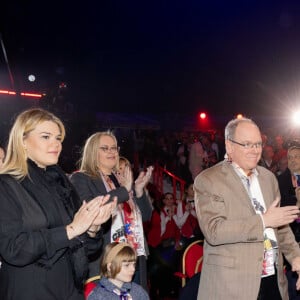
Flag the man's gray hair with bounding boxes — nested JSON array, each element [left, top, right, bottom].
[[224, 117, 258, 140]]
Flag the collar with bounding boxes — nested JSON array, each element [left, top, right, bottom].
[[99, 277, 132, 293], [231, 162, 258, 178]]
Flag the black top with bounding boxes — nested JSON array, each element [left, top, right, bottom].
[[0, 161, 102, 300]]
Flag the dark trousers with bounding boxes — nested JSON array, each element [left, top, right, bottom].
[[257, 273, 282, 300]]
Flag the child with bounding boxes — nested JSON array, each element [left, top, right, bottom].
[[88, 242, 149, 300]]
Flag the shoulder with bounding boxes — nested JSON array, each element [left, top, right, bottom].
[[194, 161, 225, 182], [0, 174, 20, 189], [257, 165, 276, 179], [130, 282, 150, 299], [69, 171, 92, 183]]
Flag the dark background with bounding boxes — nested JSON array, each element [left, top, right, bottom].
[[1, 1, 300, 125]]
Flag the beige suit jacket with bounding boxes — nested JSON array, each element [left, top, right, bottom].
[[194, 161, 300, 300]]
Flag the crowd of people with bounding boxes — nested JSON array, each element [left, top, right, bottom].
[[1, 107, 300, 300]]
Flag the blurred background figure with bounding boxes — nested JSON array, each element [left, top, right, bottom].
[[276, 155, 288, 177], [277, 142, 300, 299], [176, 182, 203, 249], [200, 133, 218, 169], [176, 133, 193, 183], [273, 134, 288, 162], [189, 134, 205, 180], [147, 192, 181, 299], [259, 144, 278, 174]]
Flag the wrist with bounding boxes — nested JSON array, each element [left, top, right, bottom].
[[135, 188, 143, 198], [87, 225, 100, 234], [66, 224, 77, 240]]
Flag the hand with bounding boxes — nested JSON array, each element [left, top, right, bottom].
[[295, 187, 300, 207], [185, 203, 192, 211], [135, 166, 154, 197], [66, 196, 103, 239], [92, 195, 117, 226], [292, 257, 300, 290], [116, 165, 133, 192], [262, 197, 300, 228], [167, 208, 175, 218]]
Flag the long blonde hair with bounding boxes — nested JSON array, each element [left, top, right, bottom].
[[79, 131, 118, 178], [0, 108, 65, 179]]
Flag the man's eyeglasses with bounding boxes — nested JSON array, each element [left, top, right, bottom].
[[288, 155, 300, 160], [99, 146, 120, 153], [229, 139, 263, 149]]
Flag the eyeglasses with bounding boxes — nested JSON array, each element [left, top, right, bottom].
[[288, 155, 300, 160], [229, 139, 263, 149], [99, 146, 120, 153]]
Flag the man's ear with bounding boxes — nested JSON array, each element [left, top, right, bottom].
[[225, 139, 232, 155], [107, 262, 112, 272]]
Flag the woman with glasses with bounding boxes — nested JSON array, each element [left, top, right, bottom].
[[70, 131, 153, 294]]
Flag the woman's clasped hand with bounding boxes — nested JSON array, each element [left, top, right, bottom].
[[67, 195, 117, 239]]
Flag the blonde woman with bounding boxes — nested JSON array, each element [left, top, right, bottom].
[[0, 108, 115, 300], [70, 132, 153, 292]]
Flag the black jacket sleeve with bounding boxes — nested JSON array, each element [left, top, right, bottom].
[[69, 172, 129, 204]]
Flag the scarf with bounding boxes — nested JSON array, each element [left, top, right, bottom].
[[101, 172, 146, 256]]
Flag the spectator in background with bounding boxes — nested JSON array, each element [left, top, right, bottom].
[[259, 144, 278, 174], [277, 155, 288, 177], [200, 133, 218, 169], [273, 134, 288, 162], [147, 192, 181, 299], [176, 182, 202, 248], [176, 133, 193, 183], [189, 134, 205, 180], [278, 142, 300, 299]]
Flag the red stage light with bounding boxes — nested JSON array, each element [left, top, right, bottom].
[[199, 112, 207, 119], [0, 89, 43, 98]]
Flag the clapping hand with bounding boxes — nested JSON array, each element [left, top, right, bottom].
[[135, 166, 154, 197], [292, 257, 300, 290], [66, 195, 117, 239], [116, 165, 133, 192], [92, 195, 117, 226], [262, 197, 300, 228]]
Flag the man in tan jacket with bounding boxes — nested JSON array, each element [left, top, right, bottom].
[[194, 117, 300, 300]]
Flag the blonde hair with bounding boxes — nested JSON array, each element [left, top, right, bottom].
[[0, 108, 65, 179], [100, 242, 136, 279], [119, 156, 130, 167], [116, 156, 131, 173], [79, 131, 118, 178]]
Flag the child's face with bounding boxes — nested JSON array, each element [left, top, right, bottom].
[[186, 184, 194, 198], [115, 261, 136, 283], [118, 161, 126, 175], [163, 194, 174, 208]]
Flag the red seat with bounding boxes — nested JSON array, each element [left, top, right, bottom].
[[174, 240, 203, 287], [84, 281, 97, 299]]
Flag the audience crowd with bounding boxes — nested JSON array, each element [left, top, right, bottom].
[[1, 107, 300, 300]]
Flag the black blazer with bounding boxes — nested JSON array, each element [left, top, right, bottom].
[[0, 173, 101, 300], [69, 172, 153, 279]]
